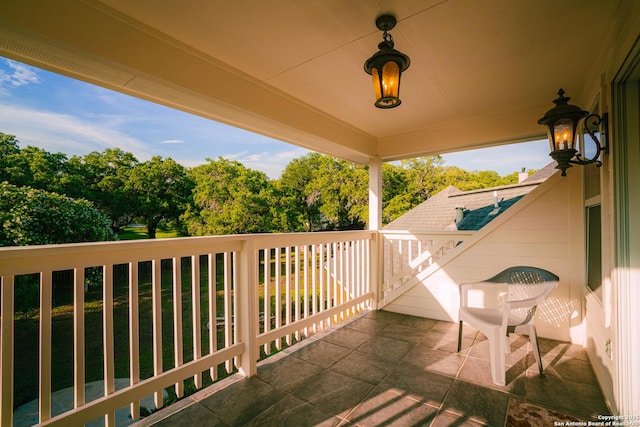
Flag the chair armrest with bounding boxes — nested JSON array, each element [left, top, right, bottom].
[[504, 295, 540, 309], [459, 281, 506, 307]]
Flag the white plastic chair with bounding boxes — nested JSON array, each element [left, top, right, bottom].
[[457, 266, 559, 386]]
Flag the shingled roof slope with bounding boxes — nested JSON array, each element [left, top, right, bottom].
[[521, 161, 558, 183], [383, 163, 556, 231]]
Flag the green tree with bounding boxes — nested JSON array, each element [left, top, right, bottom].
[[280, 154, 368, 231], [277, 153, 326, 231], [0, 133, 69, 192], [440, 167, 519, 190], [382, 162, 410, 224], [126, 156, 193, 239], [0, 182, 115, 246], [309, 156, 368, 230], [183, 158, 277, 235], [382, 156, 446, 223], [0, 132, 21, 182], [66, 148, 140, 231]]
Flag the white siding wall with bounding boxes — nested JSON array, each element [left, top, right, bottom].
[[384, 170, 586, 342]]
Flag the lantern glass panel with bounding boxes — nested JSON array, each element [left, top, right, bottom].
[[381, 61, 400, 98], [553, 118, 575, 151], [371, 68, 382, 100]]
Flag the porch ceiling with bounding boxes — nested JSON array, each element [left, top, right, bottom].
[[0, 0, 626, 164]]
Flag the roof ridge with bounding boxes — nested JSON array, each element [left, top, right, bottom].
[[448, 181, 543, 197]]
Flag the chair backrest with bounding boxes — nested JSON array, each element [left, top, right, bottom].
[[489, 266, 559, 327], [485, 266, 559, 285]]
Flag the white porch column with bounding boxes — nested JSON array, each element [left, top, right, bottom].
[[369, 157, 383, 309], [236, 239, 259, 377], [369, 157, 383, 231]]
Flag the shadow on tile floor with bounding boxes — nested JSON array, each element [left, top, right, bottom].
[[133, 311, 610, 427]]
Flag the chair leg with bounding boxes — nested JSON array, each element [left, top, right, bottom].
[[529, 325, 543, 376], [457, 321, 463, 352], [489, 329, 506, 386]]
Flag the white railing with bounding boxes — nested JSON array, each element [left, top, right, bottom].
[[0, 231, 374, 427], [380, 230, 474, 300]]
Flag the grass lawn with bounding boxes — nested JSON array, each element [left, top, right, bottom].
[[13, 258, 242, 408], [12, 252, 313, 410], [117, 225, 182, 240]]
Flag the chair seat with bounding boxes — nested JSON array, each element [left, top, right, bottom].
[[461, 307, 528, 330]]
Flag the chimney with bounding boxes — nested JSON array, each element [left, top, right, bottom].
[[493, 191, 499, 208], [518, 167, 528, 183], [455, 206, 465, 223]]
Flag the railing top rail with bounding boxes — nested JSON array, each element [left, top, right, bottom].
[[249, 230, 375, 247], [379, 229, 475, 238], [0, 230, 376, 276]]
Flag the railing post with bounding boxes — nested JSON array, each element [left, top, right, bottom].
[[0, 275, 15, 427], [236, 239, 258, 377], [370, 232, 382, 310], [369, 157, 383, 310]]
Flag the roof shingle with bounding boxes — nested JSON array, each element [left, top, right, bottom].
[[384, 163, 556, 231]]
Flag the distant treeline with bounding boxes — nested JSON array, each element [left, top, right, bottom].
[[0, 131, 526, 245]]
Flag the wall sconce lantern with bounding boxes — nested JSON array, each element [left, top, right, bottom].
[[364, 15, 410, 109], [537, 89, 608, 176]]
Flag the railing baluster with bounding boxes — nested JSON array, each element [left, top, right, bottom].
[[311, 244, 317, 333], [332, 242, 338, 324], [328, 242, 333, 320], [172, 258, 184, 398], [224, 252, 233, 373], [263, 248, 271, 354], [339, 242, 345, 320], [350, 241, 356, 315], [362, 240, 367, 298], [355, 240, 360, 301], [318, 244, 325, 329], [208, 253, 217, 381], [152, 259, 163, 409], [274, 247, 282, 350], [303, 245, 309, 337], [192, 255, 202, 389], [0, 275, 15, 427], [40, 271, 52, 423], [344, 243, 350, 317], [74, 267, 86, 412], [103, 265, 116, 427], [232, 251, 240, 370], [285, 246, 292, 345], [129, 262, 140, 421], [294, 246, 300, 341]]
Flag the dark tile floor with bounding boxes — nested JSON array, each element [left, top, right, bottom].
[[133, 311, 610, 426]]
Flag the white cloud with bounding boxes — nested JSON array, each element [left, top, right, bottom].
[[0, 104, 154, 160], [161, 139, 185, 144], [223, 147, 309, 178], [0, 59, 40, 95]]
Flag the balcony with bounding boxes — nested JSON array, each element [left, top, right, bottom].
[[0, 229, 610, 426], [135, 311, 608, 426]]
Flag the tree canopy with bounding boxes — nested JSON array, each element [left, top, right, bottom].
[[126, 156, 193, 238], [183, 158, 277, 235], [0, 131, 531, 245], [0, 182, 115, 245]]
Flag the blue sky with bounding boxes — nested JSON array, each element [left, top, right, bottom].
[[0, 57, 551, 178]]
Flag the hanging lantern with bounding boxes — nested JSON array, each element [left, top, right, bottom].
[[364, 15, 410, 109]]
